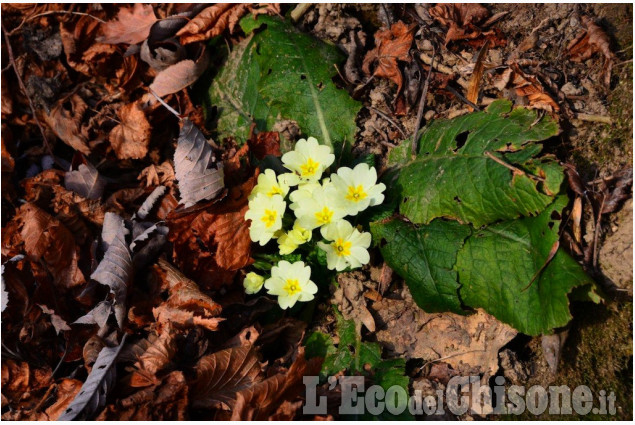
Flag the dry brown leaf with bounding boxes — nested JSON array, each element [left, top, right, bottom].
[[429, 3, 490, 45], [41, 94, 90, 155], [44, 379, 83, 420], [247, 128, 281, 160], [5, 203, 85, 289], [492, 64, 560, 113], [64, 160, 106, 200], [568, 16, 615, 87], [167, 173, 256, 289], [98, 4, 157, 45], [176, 4, 280, 45], [129, 329, 177, 387], [109, 102, 152, 160], [138, 161, 175, 188], [227, 348, 322, 421], [38, 304, 71, 334], [362, 21, 415, 95], [190, 345, 263, 409]]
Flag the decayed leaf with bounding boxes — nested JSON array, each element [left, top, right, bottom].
[[362, 21, 415, 95], [98, 3, 157, 45], [492, 64, 560, 113], [190, 345, 262, 410], [568, 16, 614, 87], [174, 120, 224, 208], [38, 304, 71, 334], [109, 102, 152, 160], [428, 3, 490, 45], [135, 186, 167, 220], [228, 349, 322, 420], [148, 51, 210, 98], [58, 338, 126, 420], [41, 94, 90, 154], [64, 161, 106, 200], [176, 3, 280, 45], [152, 259, 223, 331], [91, 212, 132, 328], [167, 173, 255, 289], [129, 329, 177, 387], [6, 203, 85, 289]]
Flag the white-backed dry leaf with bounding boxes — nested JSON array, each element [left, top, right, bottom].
[[58, 338, 126, 420], [135, 186, 167, 220], [91, 213, 132, 328], [38, 304, 71, 334], [98, 4, 157, 45], [148, 51, 210, 98], [109, 102, 152, 160], [101, 212, 126, 252], [174, 120, 224, 208], [65, 162, 106, 200], [190, 345, 262, 409], [130, 223, 168, 252], [73, 301, 112, 332]]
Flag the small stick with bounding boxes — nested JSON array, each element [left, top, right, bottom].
[[574, 113, 612, 124], [522, 240, 559, 291], [367, 106, 407, 139], [445, 84, 481, 111], [592, 195, 605, 269], [148, 87, 182, 119], [2, 24, 60, 165], [411, 48, 436, 157], [290, 3, 312, 22], [419, 52, 469, 88], [484, 151, 545, 181]]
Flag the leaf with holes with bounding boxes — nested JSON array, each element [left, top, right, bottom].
[[389, 100, 563, 227], [58, 337, 126, 420], [205, 15, 361, 151]]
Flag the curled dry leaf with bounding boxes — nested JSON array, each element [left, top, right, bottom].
[[167, 173, 256, 289], [64, 161, 106, 200], [174, 120, 224, 208], [152, 259, 223, 332], [138, 161, 175, 187], [176, 3, 281, 45], [492, 64, 559, 113], [362, 21, 415, 95], [109, 102, 152, 160], [135, 186, 168, 221], [568, 16, 615, 87], [44, 379, 84, 420], [190, 344, 262, 409], [91, 212, 132, 328], [98, 3, 158, 45], [3, 203, 85, 289], [74, 301, 112, 333], [41, 94, 90, 155]]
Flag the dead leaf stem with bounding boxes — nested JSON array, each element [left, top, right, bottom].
[[411, 47, 436, 157]]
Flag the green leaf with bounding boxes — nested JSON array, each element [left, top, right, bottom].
[[370, 218, 470, 314], [206, 15, 361, 151], [456, 196, 595, 335], [392, 100, 563, 227]]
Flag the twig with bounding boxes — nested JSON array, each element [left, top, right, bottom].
[[445, 85, 481, 111], [521, 240, 559, 291], [419, 52, 469, 88], [367, 106, 406, 139], [615, 58, 633, 67], [484, 151, 545, 182], [574, 113, 612, 124], [411, 48, 436, 157], [290, 3, 312, 22], [2, 24, 59, 164], [148, 87, 182, 120], [592, 195, 605, 269]]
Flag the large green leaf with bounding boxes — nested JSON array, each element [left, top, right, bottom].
[[370, 218, 471, 314], [456, 196, 596, 335], [391, 100, 563, 227], [206, 15, 361, 150]]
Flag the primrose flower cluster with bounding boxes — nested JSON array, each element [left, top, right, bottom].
[[243, 137, 386, 309]]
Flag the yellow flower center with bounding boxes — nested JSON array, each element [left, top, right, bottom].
[[300, 158, 320, 177], [333, 238, 352, 257], [267, 185, 283, 197], [345, 185, 368, 202], [260, 209, 277, 228], [314, 207, 334, 225], [283, 279, 302, 296]]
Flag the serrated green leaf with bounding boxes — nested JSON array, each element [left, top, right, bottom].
[[371, 218, 471, 314], [206, 15, 361, 151], [456, 196, 595, 335], [392, 100, 563, 227]]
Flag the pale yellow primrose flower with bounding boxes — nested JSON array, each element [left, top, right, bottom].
[[317, 220, 371, 271], [249, 169, 291, 200], [281, 137, 335, 182], [244, 193, 286, 245], [278, 222, 312, 255], [244, 272, 265, 294], [331, 163, 386, 216], [291, 181, 345, 230], [264, 260, 318, 309]]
